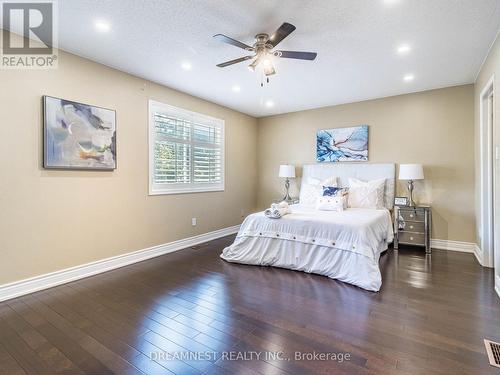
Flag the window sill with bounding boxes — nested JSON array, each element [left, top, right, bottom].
[[149, 186, 225, 196]]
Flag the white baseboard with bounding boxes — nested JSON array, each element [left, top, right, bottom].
[[431, 239, 484, 266], [473, 244, 484, 266], [0, 225, 240, 303], [430, 242, 499, 298], [496, 275, 500, 300], [431, 239, 476, 253], [0, 230, 489, 302]]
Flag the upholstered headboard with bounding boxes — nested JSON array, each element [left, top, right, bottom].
[[300, 163, 396, 209]]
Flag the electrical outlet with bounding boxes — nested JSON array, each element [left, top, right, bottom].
[[240, 209, 245, 218], [191, 217, 197, 226]]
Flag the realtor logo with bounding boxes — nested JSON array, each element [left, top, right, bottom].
[[1, 0, 58, 69]]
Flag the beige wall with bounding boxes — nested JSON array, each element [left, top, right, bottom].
[[257, 85, 476, 243], [474, 34, 500, 279], [0, 33, 258, 285]]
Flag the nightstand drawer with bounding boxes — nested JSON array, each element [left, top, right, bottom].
[[400, 222, 425, 233], [399, 209, 426, 222], [398, 232, 425, 245]]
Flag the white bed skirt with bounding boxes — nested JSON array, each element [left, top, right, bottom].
[[221, 235, 388, 292]]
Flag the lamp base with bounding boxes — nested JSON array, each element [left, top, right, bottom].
[[282, 178, 292, 201], [407, 180, 416, 207]]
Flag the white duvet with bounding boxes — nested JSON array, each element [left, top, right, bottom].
[[221, 205, 394, 291]]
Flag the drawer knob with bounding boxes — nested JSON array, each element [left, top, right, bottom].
[[410, 225, 414, 229], [410, 214, 414, 218], [410, 236, 414, 240]]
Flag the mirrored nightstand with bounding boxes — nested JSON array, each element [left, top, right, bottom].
[[394, 206, 432, 253]]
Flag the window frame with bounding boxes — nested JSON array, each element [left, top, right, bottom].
[[148, 100, 225, 195]]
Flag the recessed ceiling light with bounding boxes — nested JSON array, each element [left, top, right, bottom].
[[95, 20, 111, 32], [265, 100, 274, 108], [232, 85, 241, 93], [397, 44, 411, 54], [404, 74, 414, 82], [181, 62, 192, 71]]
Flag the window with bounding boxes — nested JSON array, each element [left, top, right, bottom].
[[149, 100, 225, 195]]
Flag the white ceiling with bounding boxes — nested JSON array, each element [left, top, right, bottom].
[[12, 1, 500, 116]]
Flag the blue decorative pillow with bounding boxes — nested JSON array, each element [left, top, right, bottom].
[[323, 186, 346, 197]]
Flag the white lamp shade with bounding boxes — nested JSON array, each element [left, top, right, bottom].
[[279, 164, 296, 178], [399, 164, 424, 180]]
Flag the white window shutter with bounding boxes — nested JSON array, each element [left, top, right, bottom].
[[149, 101, 225, 195]]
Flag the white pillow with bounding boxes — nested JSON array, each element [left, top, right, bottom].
[[348, 178, 385, 209], [299, 176, 338, 206], [316, 196, 345, 211]]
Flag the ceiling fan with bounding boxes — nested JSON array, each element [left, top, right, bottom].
[[213, 22, 317, 84]]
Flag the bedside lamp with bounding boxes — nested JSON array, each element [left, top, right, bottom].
[[399, 164, 424, 207], [279, 164, 296, 202]]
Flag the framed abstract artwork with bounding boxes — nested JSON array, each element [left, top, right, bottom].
[[43, 96, 116, 170], [316, 125, 368, 162]]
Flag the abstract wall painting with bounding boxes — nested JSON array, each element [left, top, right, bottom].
[[43, 96, 116, 170], [316, 125, 368, 163]]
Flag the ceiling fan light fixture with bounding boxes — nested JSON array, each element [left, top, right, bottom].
[[248, 57, 261, 72], [264, 64, 276, 76]]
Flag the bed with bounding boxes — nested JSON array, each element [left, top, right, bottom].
[[221, 163, 396, 291]]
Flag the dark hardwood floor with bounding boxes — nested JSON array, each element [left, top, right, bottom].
[[1, 235, 499, 374]]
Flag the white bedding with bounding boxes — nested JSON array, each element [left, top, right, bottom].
[[220, 204, 394, 291]]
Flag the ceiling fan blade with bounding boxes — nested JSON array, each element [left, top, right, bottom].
[[274, 50, 317, 60], [269, 22, 296, 47], [213, 34, 253, 50], [216, 55, 253, 67]]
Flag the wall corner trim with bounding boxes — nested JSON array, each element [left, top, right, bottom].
[[0, 225, 240, 303]]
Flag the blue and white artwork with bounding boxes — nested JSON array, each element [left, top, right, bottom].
[[44, 96, 116, 170], [316, 125, 368, 162]]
